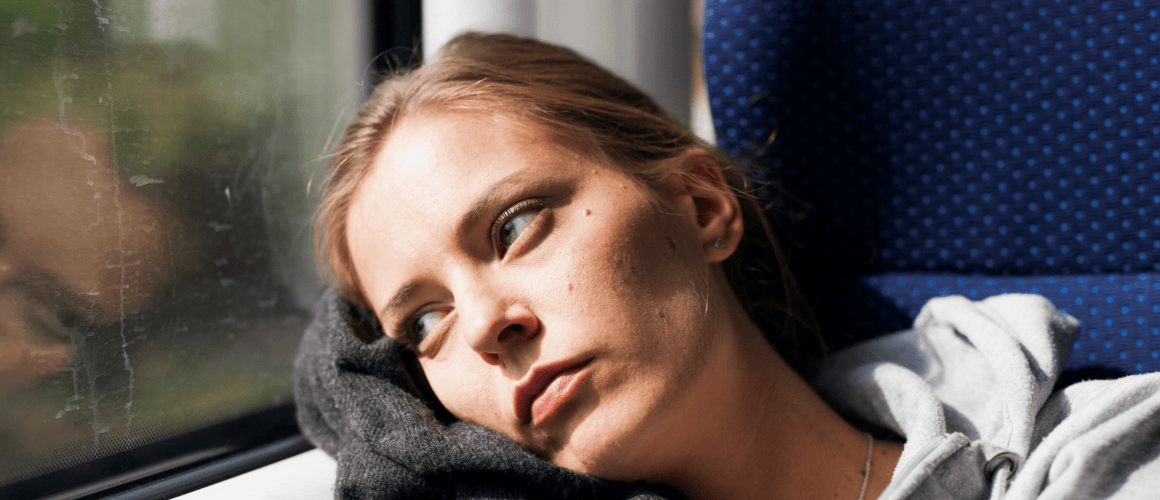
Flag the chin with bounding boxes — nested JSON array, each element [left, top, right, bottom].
[[537, 390, 673, 482], [548, 436, 639, 481]]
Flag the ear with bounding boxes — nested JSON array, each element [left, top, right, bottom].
[[662, 150, 744, 263]]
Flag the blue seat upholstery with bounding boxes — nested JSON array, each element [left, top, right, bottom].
[[703, 0, 1160, 376]]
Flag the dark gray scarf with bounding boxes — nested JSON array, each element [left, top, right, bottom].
[[293, 289, 675, 499]]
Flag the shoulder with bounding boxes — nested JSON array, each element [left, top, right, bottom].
[[1010, 373, 1160, 498], [819, 294, 1160, 499], [815, 294, 1080, 450]]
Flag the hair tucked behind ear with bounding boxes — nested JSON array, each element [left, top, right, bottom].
[[314, 32, 826, 376]]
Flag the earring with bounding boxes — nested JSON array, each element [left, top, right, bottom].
[[713, 238, 726, 249]]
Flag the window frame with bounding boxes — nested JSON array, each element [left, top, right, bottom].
[[0, 2, 420, 498]]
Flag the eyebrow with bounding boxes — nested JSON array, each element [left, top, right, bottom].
[[382, 282, 418, 318], [459, 169, 536, 238], [376, 169, 532, 322]]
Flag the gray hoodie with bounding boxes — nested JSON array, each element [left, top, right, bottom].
[[814, 294, 1160, 499]]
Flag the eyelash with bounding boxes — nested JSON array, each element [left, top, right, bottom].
[[489, 198, 545, 256], [392, 308, 443, 351], [392, 307, 445, 352]]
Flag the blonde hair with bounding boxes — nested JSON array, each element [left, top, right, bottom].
[[314, 32, 825, 375]]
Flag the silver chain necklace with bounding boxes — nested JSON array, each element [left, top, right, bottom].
[[858, 432, 874, 500]]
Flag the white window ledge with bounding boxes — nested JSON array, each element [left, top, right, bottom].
[[176, 448, 336, 500]]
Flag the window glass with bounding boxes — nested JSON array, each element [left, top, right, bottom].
[[0, 0, 359, 490]]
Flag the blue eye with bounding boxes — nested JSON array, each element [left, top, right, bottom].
[[492, 199, 545, 253], [411, 310, 446, 342], [498, 210, 538, 249]]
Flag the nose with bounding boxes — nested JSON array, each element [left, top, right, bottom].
[[460, 290, 541, 367]]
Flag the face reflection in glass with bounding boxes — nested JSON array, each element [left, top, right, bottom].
[[345, 111, 744, 480], [0, 124, 195, 394]]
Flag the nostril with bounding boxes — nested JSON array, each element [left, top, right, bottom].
[[497, 323, 524, 343], [479, 351, 502, 366]]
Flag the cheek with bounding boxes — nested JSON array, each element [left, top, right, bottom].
[[420, 352, 502, 423], [579, 205, 712, 349], [619, 211, 707, 313]]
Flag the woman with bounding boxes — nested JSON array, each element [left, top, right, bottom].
[[295, 33, 1160, 499]]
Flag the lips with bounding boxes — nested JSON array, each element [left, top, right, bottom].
[[513, 358, 593, 426], [0, 286, 76, 391]]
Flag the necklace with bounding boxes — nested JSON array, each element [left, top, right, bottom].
[[858, 432, 874, 500]]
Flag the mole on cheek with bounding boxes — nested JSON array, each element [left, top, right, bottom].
[[583, 209, 591, 216]]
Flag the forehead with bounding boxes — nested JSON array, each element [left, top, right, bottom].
[[348, 111, 566, 233]]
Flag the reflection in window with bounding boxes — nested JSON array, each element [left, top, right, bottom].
[[0, 0, 360, 490]]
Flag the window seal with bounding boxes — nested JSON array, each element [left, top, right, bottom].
[[1, 404, 307, 500]]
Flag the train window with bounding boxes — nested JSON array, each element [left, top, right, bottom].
[[0, 0, 381, 497]]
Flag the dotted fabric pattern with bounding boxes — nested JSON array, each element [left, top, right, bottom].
[[703, 0, 1160, 374], [864, 272, 1160, 373]]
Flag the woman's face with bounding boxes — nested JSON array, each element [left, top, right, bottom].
[[345, 111, 737, 479]]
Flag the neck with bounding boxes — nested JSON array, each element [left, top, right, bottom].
[[645, 272, 902, 500]]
